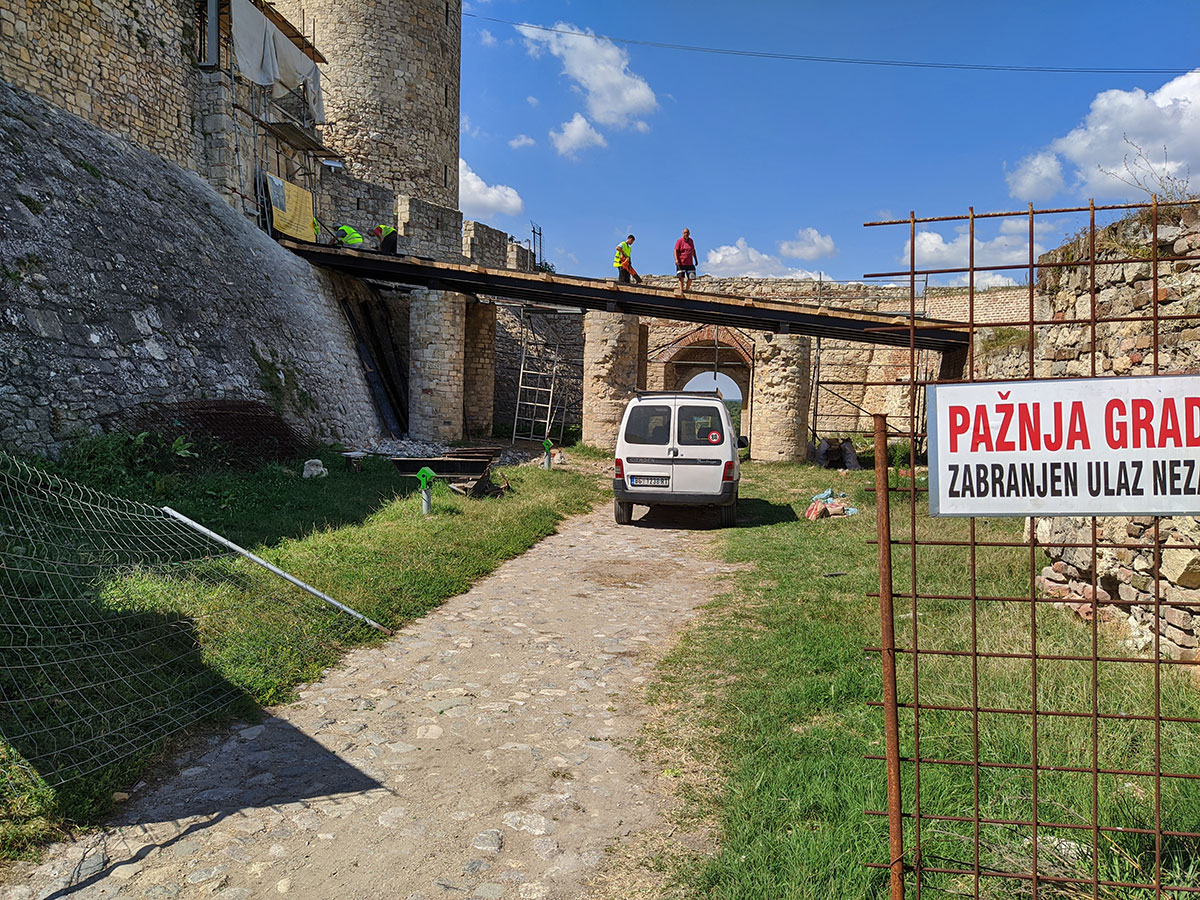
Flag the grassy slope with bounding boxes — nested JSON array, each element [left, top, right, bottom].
[[640, 461, 1200, 899]]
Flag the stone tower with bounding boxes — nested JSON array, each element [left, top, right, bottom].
[[273, 0, 461, 208]]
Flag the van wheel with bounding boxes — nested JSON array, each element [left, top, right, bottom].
[[614, 500, 633, 525], [719, 494, 737, 528]]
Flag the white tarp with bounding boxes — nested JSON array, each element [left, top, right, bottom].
[[230, 0, 325, 122], [927, 375, 1200, 517]]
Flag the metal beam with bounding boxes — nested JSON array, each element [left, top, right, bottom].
[[280, 242, 969, 351]]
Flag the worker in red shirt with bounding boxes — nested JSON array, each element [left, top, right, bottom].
[[674, 227, 697, 293]]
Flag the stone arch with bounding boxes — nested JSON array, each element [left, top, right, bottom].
[[646, 324, 753, 400]]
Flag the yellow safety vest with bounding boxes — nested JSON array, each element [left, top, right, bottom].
[[377, 225, 396, 239], [337, 225, 363, 246], [613, 241, 631, 268]]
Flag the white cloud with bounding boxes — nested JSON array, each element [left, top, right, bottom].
[[508, 134, 535, 149], [479, 29, 496, 47], [944, 271, 1020, 289], [1006, 151, 1064, 200], [1007, 70, 1200, 202], [526, 95, 539, 107], [458, 158, 523, 218], [778, 227, 837, 260], [904, 228, 1044, 275], [517, 22, 657, 129], [549, 113, 606, 159], [459, 114, 480, 139], [705, 238, 827, 279]]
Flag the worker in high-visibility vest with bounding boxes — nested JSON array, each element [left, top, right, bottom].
[[372, 224, 398, 255], [332, 225, 363, 247], [613, 234, 641, 284]]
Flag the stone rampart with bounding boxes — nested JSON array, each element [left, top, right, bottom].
[[0, 80, 380, 456], [463, 221, 509, 268], [399, 197, 465, 261], [507, 242, 535, 273], [317, 167, 396, 247], [637, 275, 924, 440]]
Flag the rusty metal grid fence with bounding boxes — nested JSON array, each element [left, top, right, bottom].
[[862, 198, 1200, 899]]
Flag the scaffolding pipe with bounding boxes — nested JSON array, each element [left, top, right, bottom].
[[162, 506, 391, 635]]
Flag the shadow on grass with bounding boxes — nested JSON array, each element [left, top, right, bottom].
[[41, 449, 418, 553], [732, 497, 799, 527]]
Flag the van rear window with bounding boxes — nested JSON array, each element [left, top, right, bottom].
[[678, 405, 724, 445], [624, 405, 672, 445]]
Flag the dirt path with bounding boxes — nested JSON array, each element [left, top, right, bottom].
[[2, 503, 733, 900]]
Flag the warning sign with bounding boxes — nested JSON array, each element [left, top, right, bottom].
[[927, 375, 1200, 517]]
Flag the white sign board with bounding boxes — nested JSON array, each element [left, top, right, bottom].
[[927, 375, 1200, 517]]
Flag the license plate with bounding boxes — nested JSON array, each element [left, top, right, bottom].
[[630, 475, 669, 487]]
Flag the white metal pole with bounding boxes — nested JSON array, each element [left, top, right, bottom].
[[162, 506, 391, 635]]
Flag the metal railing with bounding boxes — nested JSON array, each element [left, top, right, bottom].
[[865, 197, 1200, 899]]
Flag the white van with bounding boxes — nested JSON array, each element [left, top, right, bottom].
[[613, 391, 747, 527]]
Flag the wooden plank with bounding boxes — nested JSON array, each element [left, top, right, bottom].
[[390, 457, 492, 478]]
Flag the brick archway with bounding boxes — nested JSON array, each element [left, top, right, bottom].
[[646, 324, 753, 399], [641, 324, 754, 439]]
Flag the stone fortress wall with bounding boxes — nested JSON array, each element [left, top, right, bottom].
[[0, 0, 539, 452], [0, 78, 379, 455], [0, 0, 205, 172], [271, 0, 461, 209]]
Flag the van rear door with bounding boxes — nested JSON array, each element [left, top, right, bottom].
[[672, 403, 728, 496], [621, 400, 674, 493]]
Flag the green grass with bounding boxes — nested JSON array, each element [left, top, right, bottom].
[[1, 437, 603, 858], [637, 461, 1200, 899]]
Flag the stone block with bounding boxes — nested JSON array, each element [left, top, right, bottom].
[[1041, 565, 1066, 584], [1041, 580, 1073, 599], [1159, 621, 1198, 648], [1162, 547, 1200, 588], [1163, 605, 1193, 630], [1117, 582, 1146, 604]]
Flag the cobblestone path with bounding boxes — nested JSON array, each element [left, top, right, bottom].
[[2, 505, 732, 900]]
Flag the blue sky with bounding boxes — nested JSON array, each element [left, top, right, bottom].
[[458, 1, 1199, 287]]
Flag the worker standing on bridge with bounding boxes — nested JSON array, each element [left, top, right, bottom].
[[372, 224, 398, 254], [613, 234, 641, 284], [674, 227, 697, 293], [332, 224, 363, 248]]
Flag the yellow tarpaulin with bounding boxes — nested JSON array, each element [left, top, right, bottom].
[[266, 174, 316, 242]]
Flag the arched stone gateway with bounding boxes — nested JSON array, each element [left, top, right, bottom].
[[582, 315, 812, 461], [646, 323, 753, 397]]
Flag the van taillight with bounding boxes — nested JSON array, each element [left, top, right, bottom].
[[722, 461, 735, 482], [615, 458, 625, 479]]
